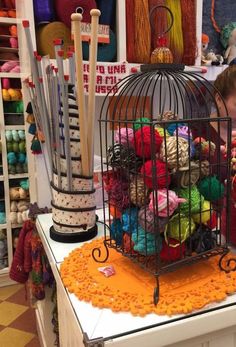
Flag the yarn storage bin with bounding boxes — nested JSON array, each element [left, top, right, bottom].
[[93, 63, 235, 304]]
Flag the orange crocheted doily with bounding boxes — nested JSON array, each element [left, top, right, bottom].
[[60, 238, 236, 316]]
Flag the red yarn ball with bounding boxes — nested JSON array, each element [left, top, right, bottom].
[[123, 233, 136, 254], [140, 159, 171, 189], [132, 126, 163, 159], [160, 239, 185, 261]]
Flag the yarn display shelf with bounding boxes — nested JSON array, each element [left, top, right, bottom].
[[0, 47, 18, 54], [9, 173, 28, 179], [0, 17, 19, 25], [11, 223, 23, 229], [5, 125, 25, 131], [0, 34, 17, 39], [0, 223, 7, 228], [0, 72, 27, 79]]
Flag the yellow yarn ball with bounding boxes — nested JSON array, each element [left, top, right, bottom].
[[192, 200, 211, 224], [155, 126, 170, 138]]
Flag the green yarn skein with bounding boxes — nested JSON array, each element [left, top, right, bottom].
[[133, 117, 151, 131], [177, 185, 204, 214], [132, 226, 163, 255], [198, 176, 224, 202]]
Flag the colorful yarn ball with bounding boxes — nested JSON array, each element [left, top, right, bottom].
[[17, 153, 26, 164], [132, 126, 163, 159], [193, 137, 216, 159], [12, 130, 19, 142], [177, 185, 204, 214], [123, 233, 136, 254], [121, 207, 139, 234], [160, 238, 186, 261], [129, 176, 149, 207], [166, 123, 186, 136], [154, 126, 170, 138], [192, 200, 211, 224], [104, 172, 130, 211], [173, 125, 192, 140], [186, 225, 216, 254], [149, 189, 186, 217], [5, 130, 13, 142], [138, 207, 168, 234], [133, 117, 150, 131], [160, 136, 189, 170], [196, 160, 210, 177], [110, 219, 123, 246], [140, 159, 171, 189], [7, 152, 17, 165], [114, 127, 134, 146], [132, 226, 163, 255], [107, 143, 142, 172], [174, 161, 200, 188], [198, 176, 224, 202], [18, 130, 25, 140], [165, 214, 196, 244], [109, 204, 122, 219], [157, 110, 178, 122]]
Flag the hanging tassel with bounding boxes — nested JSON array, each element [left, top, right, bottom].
[[31, 136, 42, 154], [181, 0, 197, 65], [126, 0, 135, 62], [134, 0, 151, 63], [148, 0, 169, 51], [165, 0, 184, 63]]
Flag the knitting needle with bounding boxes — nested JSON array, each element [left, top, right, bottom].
[[63, 75, 72, 190], [71, 13, 90, 176], [67, 50, 75, 86], [87, 9, 101, 175]]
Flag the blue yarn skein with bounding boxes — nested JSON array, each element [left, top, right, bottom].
[[167, 122, 186, 136], [82, 29, 116, 62], [132, 226, 163, 255], [7, 152, 17, 165], [110, 219, 123, 246], [121, 208, 139, 234], [17, 153, 26, 164]]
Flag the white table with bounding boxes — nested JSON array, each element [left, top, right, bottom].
[[36, 213, 236, 347]]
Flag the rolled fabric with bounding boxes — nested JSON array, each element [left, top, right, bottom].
[[36, 22, 73, 59], [82, 29, 117, 62], [55, 0, 97, 28], [33, 0, 55, 25]]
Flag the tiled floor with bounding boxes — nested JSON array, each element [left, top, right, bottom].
[[0, 284, 40, 347]]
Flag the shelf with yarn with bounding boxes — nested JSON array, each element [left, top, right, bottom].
[[0, 4, 38, 285]]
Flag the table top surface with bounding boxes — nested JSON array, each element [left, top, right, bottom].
[[36, 212, 236, 342]]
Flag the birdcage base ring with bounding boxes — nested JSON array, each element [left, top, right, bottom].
[[50, 224, 98, 243]]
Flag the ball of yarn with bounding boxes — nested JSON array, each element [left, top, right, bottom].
[[132, 226, 163, 255], [123, 233, 136, 254], [140, 159, 171, 189], [178, 185, 204, 214], [160, 136, 189, 170], [138, 207, 168, 233], [192, 200, 211, 224], [154, 126, 170, 138], [132, 126, 163, 159], [160, 238, 186, 261], [186, 225, 216, 254], [193, 137, 216, 159], [114, 127, 134, 146], [129, 176, 149, 207], [5, 130, 13, 142], [12, 130, 19, 142], [110, 219, 123, 246], [121, 207, 139, 234], [165, 214, 196, 244], [109, 204, 122, 219], [149, 189, 186, 217], [7, 152, 17, 165], [107, 143, 142, 172], [166, 123, 186, 136], [198, 176, 224, 202], [157, 110, 178, 122], [197, 160, 210, 177], [104, 172, 130, 211], [17, 152, 26, 164], [133, 117, 150, 131], [174, 161, 200, 188], [173, 125, 192, 140]]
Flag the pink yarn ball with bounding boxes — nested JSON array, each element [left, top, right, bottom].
[[140, 160, 171, 189], [114, 128, 134, 146], [132, 126, 163, 159], [149, 189, 186, 217]]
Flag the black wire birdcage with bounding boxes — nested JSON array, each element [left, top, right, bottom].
[[92, 63, 235, 304]]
